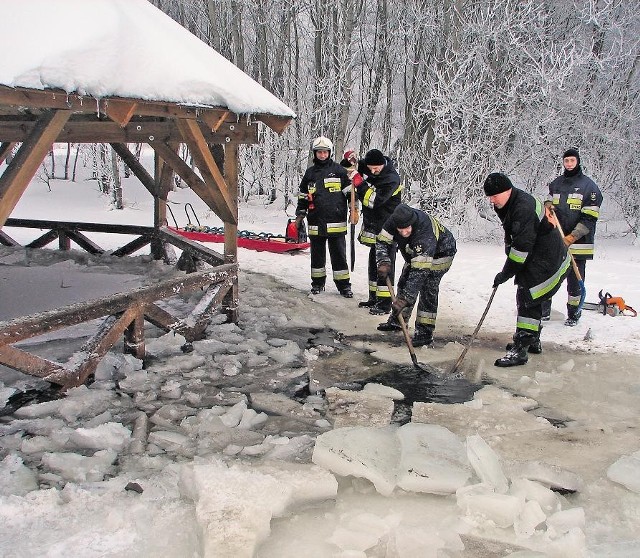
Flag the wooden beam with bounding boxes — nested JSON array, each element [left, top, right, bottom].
[[0, 110, 71, 226], [0, 229, 18, 246], [0, 345, 66, 379], [176, 118, 237, 224], [256, 114, 293, 134], [159, 226, 225, 266], [201, 110, 230, 132], [110, 143, 155, 196], [149, 140, 229, 223], [0, 141, 16, 164], [0, 119, 257, 144], [0, 264, 237, 345], [105, 99, 138, 127]]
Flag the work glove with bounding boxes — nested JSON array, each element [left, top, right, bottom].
[[351, 172, 364, 188], [544, 200, 553, 209], [564, 234, 576, 246], [391, 297, 408, 316], [377, 262, 392, 279], [344, 150, 358, 165], [492, 270, 511, 288]]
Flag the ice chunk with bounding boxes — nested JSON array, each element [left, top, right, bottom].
[[513, 500, 546, 538], [546, 507, 585, 538], [514, 460, 584, 493], [328, 511, 397, 552], [325, 387, 395, 428], [509, 477, 560, 513], [220, 400, 248, 427], [362, 383, 404, 400], [607, 451, 640, 493], [457, 490, 524, 528], [0, 454, 38, 496], [546, 527, 586, 557], [396, 423, 471, 494], [41, 449, 117, 483], [466, 434, 509, 493], [313, 426, 399, 496], [69, 422, 131, 452]]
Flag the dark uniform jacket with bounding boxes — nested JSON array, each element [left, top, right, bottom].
[[376, 208, 456, 305], [355, 157, 403, 246], [495, 187, 570, 304], [547, 169, 602, 260], [296, 157, 350, 237]]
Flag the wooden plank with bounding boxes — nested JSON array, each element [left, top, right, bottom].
[[176, 119, 237, 224], [105, 99, 138, 127], [0, 141, 16, 164], [5, 217, 154, 236], [0, 110, 71, 226], [201, 110, 229, 132], [74, 307, 140, 386], [0, 264, 237, 345], [223, 142, 239, 322], [256, 114, 293, 134], [185, 278, 233, 339], [64, 229, 104, 254], [0, 229, 18, 246], [0, 345, 66, 379], [143, 302, 182, 333], [124, 308, 145, 358], [110, 234, 153, 257], [149, 140, 227, 221], [110, 143, 155, 196], [26, 229, 59, 249], [0, 119, 257, 144], [159, 226, 225, 266]]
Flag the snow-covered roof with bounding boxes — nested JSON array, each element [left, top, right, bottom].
[[0, 0, 295, 119]]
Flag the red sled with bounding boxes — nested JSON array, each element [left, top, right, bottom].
[[169, 227, 310, 253]]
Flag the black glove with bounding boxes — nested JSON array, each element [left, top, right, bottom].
[[377, 262, 392, 279], [391, 297, 408, 316], [493, 271, 511, 288]]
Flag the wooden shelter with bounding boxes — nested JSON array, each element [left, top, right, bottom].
[[0, 2, 294, 388]]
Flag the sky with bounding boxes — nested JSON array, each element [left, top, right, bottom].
[[1, 1, 640, 556]]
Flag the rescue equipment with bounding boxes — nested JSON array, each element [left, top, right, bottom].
[[583, 290, 637, 317]]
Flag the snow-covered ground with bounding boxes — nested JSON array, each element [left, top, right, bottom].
[[1, 158, 640, 557]]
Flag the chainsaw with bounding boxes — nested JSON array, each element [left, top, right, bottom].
[[583, 290, 637, 317]]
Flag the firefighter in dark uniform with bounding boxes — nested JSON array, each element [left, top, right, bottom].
[[296, 136, 353, 297], [375, 204, 456, 347], [340, 148, 402, 315], [484, 173, 571, 367], [542, 148, 603, 326]]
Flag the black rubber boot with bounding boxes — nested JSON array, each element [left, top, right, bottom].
[[310, 284, 325, 295], [358, 295, 377, 308], [506, 328, 542, 354], [377, 316, 401, 331], [541, 299, 551, 321], [495, 332, 535, 367], [369, 299, 391, 315], [340, 287, 353, 298], [412, 329, 433, 348], [564, 308, 581, 327]]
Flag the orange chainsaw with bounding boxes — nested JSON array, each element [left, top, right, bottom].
[[583, 290, 637, 317]]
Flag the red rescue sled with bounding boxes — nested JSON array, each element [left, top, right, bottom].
[[169, 227, 310, 253]]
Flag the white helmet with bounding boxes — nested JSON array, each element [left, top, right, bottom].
[[312, 136, 333, 155]]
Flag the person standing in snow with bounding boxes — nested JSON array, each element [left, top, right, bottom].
[[375, 203, 456, 347], [340, 148, 402, 315], [295, 136, 353, 297], [484, 173, 571, 367], [541, 148, 603, 326]]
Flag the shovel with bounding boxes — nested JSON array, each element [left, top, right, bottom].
[[448, 286, 498, 375], [386, 278, 432, 373]]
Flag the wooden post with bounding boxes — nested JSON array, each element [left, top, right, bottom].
[[223, 142, 239, 323]]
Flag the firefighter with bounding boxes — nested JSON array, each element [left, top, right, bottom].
[[542, 148, 603, 326], [295, 136, 353, 297], [484, 173, 571, 367], [341, 149, 402, 315], [375, 203, 456, 347]]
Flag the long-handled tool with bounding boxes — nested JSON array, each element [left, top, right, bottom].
[[386, 277, 431, 373], [349, 170, 359, 272], [448, 286, 498, 375], [550, 207, 586, 311]]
